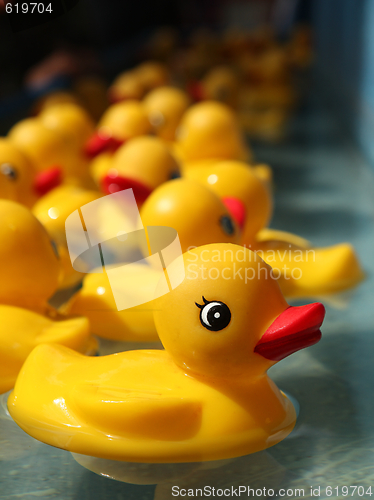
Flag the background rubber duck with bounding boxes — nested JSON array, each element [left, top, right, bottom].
[[186, 161, 365, 298], [8, 118, 67, 183], [0, 200, 97, 393], [8, 243, 325, 462], [39, 102, 96, 188], [175, 101, 252, 170], [0, 138, 38, 208], [100, 136, 180, 205], [85, 100, 152, 161], [143, 86, 191, 142], [32, 185, 101, 289]]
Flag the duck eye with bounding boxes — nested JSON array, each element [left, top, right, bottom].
[[1, 163, 18, 181], [170, 170, 180, 180], [220, 215, 235, 235], [196, 297, 231, 332]]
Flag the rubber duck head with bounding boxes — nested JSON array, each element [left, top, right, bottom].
[[0, 138, 38, 207], [143, 86, 191, 141], [176, 101, 251, 162], [40, 103, 95, 156], [140, 179, 241, 252], [185, 161, 273, 244], [0, 200, 60, 310], [155, 243, 324, 379], [198, 66, 241, 107], [135, 61, 170, 93], [101, 136, 180, 205], [85, 101, 152, 158], [8, 118, 67, 174], [108, 70, 146, 103]]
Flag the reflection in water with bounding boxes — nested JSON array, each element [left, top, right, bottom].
[[0, 392, 40, 461], [73, 451, 286, 499]]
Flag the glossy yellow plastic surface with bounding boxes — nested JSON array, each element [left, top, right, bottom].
[[97, 100, 152, 141], [186, 162, 364, 297], [32, 185, 101, 289], [69, 264, 159, 342], [256, 242, 365, 298], [0, 138, 38, 208], [140, 178, 241, 253], [9, 244, 298, 463], [0, 200, 97, 393], [185, 161, 273, 243], [108, 136, 180, 192], [176, 101, 251, 163], [143, 86, 191, 141], [8, 118, 70, 173], [109, 70, 146, 102]]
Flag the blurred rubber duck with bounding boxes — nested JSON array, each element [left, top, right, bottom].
[[189, 66, 241, 108], [187, 161, 365, 298], [108, 70, 146, 103], [39, 103, 96, 188], [0, 200, 97, 393], [135, 61, 170, 94], [8, 118, 67, 179], [69, 179, 240, 342], [32, 185, 101, 289], [85, 100, 152, 159], [143, 86, 191, 142], [100, 136, 180, 205], [175, 101, 251, 168], [8, 243, 325, 462], [0, 138, 52, 208]]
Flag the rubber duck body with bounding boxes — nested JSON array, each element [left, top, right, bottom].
[[8, 244, 325, 462], [0, 200, 96, 393]]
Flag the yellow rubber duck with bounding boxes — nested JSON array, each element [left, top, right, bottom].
[[100, 136, 180, 205], [185, 161, 273, 245], [8, 244, 325, 462], [32, 185, 101, 289], [175, 101, 251, 167], [8, 118, 67, 180], [135, 61, 170, 94], [69, 179, 240, 342], [85, 100, 152, 159], [186, 161, 365, 297], [143, 86, 191, 142], [39, 102, 96, 188], [108, 70, 146, 103], [0, 138, 38, 208], [0, 200, 97, 393]]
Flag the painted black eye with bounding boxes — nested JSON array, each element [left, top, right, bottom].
[[50, 239, 59, 259], [1, 163, 18, 181], [220, 215, 235, 235], [196, 297, 231, 332], [170, 170, 181, 180]]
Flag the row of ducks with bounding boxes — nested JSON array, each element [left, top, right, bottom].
[[0, 85, 363, 464]]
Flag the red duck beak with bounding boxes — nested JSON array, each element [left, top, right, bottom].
[[33, 167, 62, 196], [187, 81, 206, 102], [101, 173, 152, 205], [85, 132, 124, 158], [254, 303, 325, 362], [222, 197, 246, 230]]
